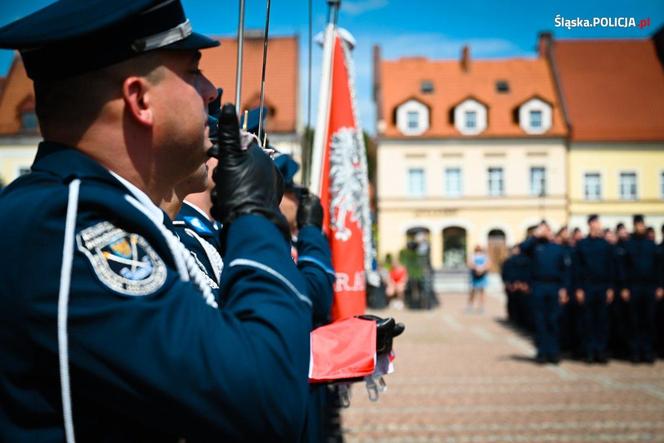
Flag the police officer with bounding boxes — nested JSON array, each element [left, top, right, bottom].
[[619, 215, 664, 363], [520, 221, 571, 364], [511, 244, 533, 331], [556, 226, 578, 355], [0, 1, 313, 441], [610, 222, 631, 357], [162, 157, 223, 294], [574, 215, 615, 363], [501, 246, 519, 323]]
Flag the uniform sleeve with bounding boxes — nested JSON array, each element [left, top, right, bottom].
[[520, 237, 535, 256], [296, 226, 335, 327], [34, 214, 312, 441]]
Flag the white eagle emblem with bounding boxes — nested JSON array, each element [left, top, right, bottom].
[[329, 127, 367, 242]]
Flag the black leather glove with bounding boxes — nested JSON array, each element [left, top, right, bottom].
[[357, 314, 405, 355], [208, 103, 290, 242], [296, 189, 324, 230]]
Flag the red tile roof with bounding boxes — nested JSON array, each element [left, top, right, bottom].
[[200, 34, 298, 133], [552, 38, 664, 142], [377, 51, 567, 138]]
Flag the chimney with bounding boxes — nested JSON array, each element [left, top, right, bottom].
[[373, 45, 384, 132], [460, 45, 470, 72], [653, 25, 664, 68], [538, 32, 553, 58]]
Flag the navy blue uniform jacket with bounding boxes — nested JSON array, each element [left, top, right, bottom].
[[0, 142, 312, 442], [520, 237, 571, 288], [574, 236, 615, 288], [619, 234, 663, 289]]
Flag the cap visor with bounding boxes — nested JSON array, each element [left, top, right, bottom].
[[165, 32, 219, 50]]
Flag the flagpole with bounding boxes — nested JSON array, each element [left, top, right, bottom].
[[257, 0, 272, 142], [309, 1, 339, 194], [234, 0, 246, 114]]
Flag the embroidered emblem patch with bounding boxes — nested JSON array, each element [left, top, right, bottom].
[[76, 221, 167, 296]]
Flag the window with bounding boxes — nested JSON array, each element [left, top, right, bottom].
[[518, 98, 552, 134], [420, 80, 434, 94], [496, 80, 509, 93], [529, 110, 542, 129], [465, 111, 476, 129], [445, 168, 462, 197], [407, 168, 425, 197], [487, 167, 504, 196], [584, 173, 601, 200], [407, 111, 419, 130], [619, 172, 637, 200], [396, 99, 429, 136], [530, 167, 546, 196]]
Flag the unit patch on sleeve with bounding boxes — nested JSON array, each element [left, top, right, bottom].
[[76, 221, 167, 296]]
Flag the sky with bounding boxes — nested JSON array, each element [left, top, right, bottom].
[[1, 0, 663, 134]]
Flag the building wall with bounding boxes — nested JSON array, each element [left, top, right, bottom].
[[569, 142, 664, 241], [378, 206, 567, 268], [0, 141, 39, 186], [376, 138, 567, 268]]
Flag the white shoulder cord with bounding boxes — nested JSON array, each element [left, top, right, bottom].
[[184, 227, 224, 283], [58, 179, 81, 443], [161, 228, 219, 309], [124, 196, 218, 309]]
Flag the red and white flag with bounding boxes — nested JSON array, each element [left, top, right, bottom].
[[311, 26, 373, 321]]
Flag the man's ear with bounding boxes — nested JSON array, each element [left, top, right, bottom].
[[123, 76, 154, 126]]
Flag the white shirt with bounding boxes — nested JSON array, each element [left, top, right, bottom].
[[109, 171, 164, 225]]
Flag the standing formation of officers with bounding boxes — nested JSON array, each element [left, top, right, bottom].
[[503, 215, 664, 365]]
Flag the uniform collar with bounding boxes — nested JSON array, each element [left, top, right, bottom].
[[182, 200, 212, 222], [32, 141, 119, 184], [32, 141, 164, 225]]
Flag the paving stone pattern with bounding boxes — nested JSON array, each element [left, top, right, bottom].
[[341, 292, 664, 443]]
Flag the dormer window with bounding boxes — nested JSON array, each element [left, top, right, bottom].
[[420, 80, 434, 94], [396, 99, 429, 136], [518, 97, 552, 134], [453, 98, 487, 135]]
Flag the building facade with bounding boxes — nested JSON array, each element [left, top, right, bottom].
[[374, 47, 568, 270], [546, 34, 664, 237]]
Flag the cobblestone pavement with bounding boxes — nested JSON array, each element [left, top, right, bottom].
[[341, 292, 664, 443]]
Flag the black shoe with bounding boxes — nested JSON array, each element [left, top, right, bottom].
[[535, 355, 546, 365], [643, 354, 655, 364], [630, 354, 640, 364], [595, 354, 608, 364], [548, 355, 560, 365], [584, 354, 594, 364]]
